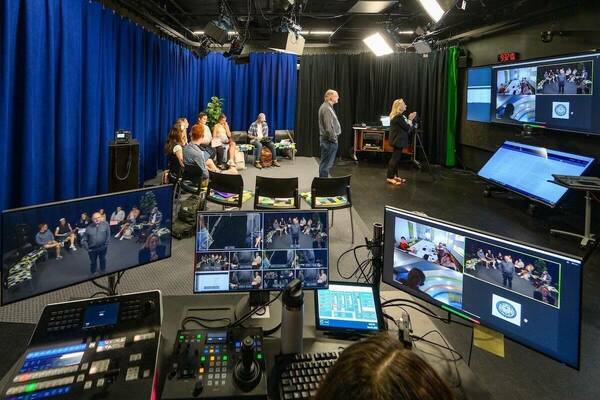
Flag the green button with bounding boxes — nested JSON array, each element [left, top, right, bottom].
[[196, 334, 202, 340], [25, 383, 37, 393], [178, 335, 184, 341], [222, 355, 228, 361], [256, 353, 263, 360], [200, 355, 206, 362]]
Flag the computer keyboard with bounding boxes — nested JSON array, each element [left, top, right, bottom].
[[277, 352, 340, 400]]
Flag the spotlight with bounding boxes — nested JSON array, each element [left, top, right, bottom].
[[224, 36, 245, 57], [363, 32, 394, 56]]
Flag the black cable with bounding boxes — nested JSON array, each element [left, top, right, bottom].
[[467, 327, 474, 366], [90, 291, 109, 298], [382, 299, 473, 329], [90, 279, 111, 294], [182, 317, 232, 330], [336, 244, 368, 279], [231, 291, 283, 328], [411, 330, 462, 389]]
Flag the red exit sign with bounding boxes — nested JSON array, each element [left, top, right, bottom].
[[498, 52, 519, 63]]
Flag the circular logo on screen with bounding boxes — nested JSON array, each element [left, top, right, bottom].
[[554, 104, 568, 117], [496, 301, 517, 319]]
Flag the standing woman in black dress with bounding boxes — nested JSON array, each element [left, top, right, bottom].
[[386, 99, 417, 186]]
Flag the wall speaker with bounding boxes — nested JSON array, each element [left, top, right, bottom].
[[269, 32, 306, 55], [109, 140, 140, 193]]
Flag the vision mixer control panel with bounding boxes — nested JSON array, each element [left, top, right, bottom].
[[1, 290, 162, 400], [162, 328, 268, 400]]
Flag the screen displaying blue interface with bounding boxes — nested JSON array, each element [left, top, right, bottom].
[[478, 141, 594, 206], [490, 52, 600, 134], [316, 284, 380, 331], [194, 210, 329, 293], [83, 303, 120, 328], [383, 207, 583, 369], [467, 67, 492, 122]]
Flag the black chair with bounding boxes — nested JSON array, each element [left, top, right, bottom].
[[310, 175, 354, 243], [205, 171, 245, 210], [168, 155, 205, 215], [254, 176, 300, 209]]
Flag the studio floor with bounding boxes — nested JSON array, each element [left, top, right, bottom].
[[1, 156, 599, 400]]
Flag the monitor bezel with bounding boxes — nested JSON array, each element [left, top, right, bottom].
[[382, 205, 584, 369], [193, 209, 330, 293], [0, 185, 174, 306], [314, 281, 384, 334], [477, 141, 595, 208]]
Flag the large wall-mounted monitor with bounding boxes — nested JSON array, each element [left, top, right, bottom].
[[477, 141, 594, 207], [466, 66, 493, 122], [466, 51, 600, 135], [1, 186, 173, 305], [383, 207, 583, 369], [194, 210, 329, 293]]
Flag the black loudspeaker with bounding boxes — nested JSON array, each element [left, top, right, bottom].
[[204, 21, 229, 45], [269, 32, 305, 55], [109, 140, 140, 193]]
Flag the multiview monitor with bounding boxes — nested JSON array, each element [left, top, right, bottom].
[[1, 186, 174, 305], [466, 51, 600, 135], [477, 141, 594, 207], [194, 210, 329, 293], [383, 207, 583, 369]]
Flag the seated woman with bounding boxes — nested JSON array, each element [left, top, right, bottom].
[[54, 218, 77, 251], [251, 272, 262, 289], [211, 114, 236, 166], [315, 334, 454, 400], [138, 233, 166, 264], [251, 252, 262, 269], [164, 122, 186, 171], [75, 213, 91, 243], [115, 207, 139, 240]]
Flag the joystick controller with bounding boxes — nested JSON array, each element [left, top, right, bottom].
[[234, 336, 262, 392]]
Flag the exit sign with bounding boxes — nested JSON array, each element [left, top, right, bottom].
[[498, 52, 519, 63]]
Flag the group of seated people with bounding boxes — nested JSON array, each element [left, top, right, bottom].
[[165, 112, 281, 182]]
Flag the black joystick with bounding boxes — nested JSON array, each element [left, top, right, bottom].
[[233, 336, 262, 392]]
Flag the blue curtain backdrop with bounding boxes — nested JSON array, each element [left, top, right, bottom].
[[0, 0, 297, 211]]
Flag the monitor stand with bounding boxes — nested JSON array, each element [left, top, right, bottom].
[[234, 291, 282, 329]]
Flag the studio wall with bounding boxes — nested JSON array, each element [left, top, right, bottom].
[[0, 0, 297, 211], [457, 4, 600, 170]]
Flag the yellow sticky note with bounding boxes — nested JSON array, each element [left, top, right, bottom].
[[473, 325, 505, 358]]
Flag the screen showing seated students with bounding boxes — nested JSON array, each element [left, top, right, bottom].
[[1, 186, 173, 305], [317, 283, 380, 331], [491, 51, 600, 134], [467, 66, 493, 122], [477, 141, 594, 206], [383, 207, 583, 369], [194, 210, 329, 292]]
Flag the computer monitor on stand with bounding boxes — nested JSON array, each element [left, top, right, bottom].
[[1, 185, 174, 305], [193, 210, 330, 322], [382, 206, 583, 369]]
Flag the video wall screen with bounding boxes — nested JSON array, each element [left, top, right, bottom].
[[383, 207, 583, 369], [194, 210, 329, 293], [1, 186, 173, 305], [466, 51, 600, 134]]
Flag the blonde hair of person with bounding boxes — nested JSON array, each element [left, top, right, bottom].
[[324, 89, 338, 101], [389, 99, 405, 119]]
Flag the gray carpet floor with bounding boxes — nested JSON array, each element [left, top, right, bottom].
[[0, 157, 372, 323]]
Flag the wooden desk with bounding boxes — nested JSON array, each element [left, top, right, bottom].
[[353, 126, 393, 154]]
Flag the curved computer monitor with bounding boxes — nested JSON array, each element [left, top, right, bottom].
[[1, 185, 173, 305], [383, 206, 583, 369], [193, 210, 329, 293]]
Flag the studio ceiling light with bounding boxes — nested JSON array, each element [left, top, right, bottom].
[[417, 0, 445, 23], [363, 33, 394, 56]]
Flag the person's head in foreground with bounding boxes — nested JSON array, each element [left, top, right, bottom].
[[315, 333, 454, 400]]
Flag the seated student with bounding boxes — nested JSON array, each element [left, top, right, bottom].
[[98, 209, 107, 221], [54, 218, 77, 251], [251, 272, 262, 289], [251, 252, 262, 269], [164, 122, 187, 169], [149, 207, 163, 227], [185, 124, 237, 180], [519, 263, 534, 279], [75, 213, 91, 243], [115, 207, 139, 240], [211, 114, 236, 166], [138, 233, 166, 264], [303, 219, 312, 235], [317, 269, 328, 285], [485, 250, 495, 269], [398, 236, 410, 251], [314, 334, 454, 400], [404, 268, 426, 291], [35, 223, 63, 260], [533, 286, 556, 305], [272, 219, 283, 236], [110, 207, 125, 225], [247, 113, 280, 169], [261, 256, 271, 269]]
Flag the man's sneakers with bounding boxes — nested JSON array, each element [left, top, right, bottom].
[[273, 160, 281, 167]]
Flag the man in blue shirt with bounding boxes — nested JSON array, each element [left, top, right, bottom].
[[318, 89, 341, 178], [500, 255, 515, 289], [82, 212, 111, 274], [35, 223, 63, 260]]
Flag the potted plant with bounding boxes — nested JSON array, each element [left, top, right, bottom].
[[205, 96, 224, 128]]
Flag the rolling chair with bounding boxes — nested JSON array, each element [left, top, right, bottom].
[[310, 175, 354, 243], [254, 176, 300, 209]]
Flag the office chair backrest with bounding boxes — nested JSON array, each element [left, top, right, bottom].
[[255, 176, 298, 199], [207, 171, 244, 196], [311, 175, 352, 198]]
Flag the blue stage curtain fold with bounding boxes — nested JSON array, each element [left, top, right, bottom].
[[0, 0, 297, 211]]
